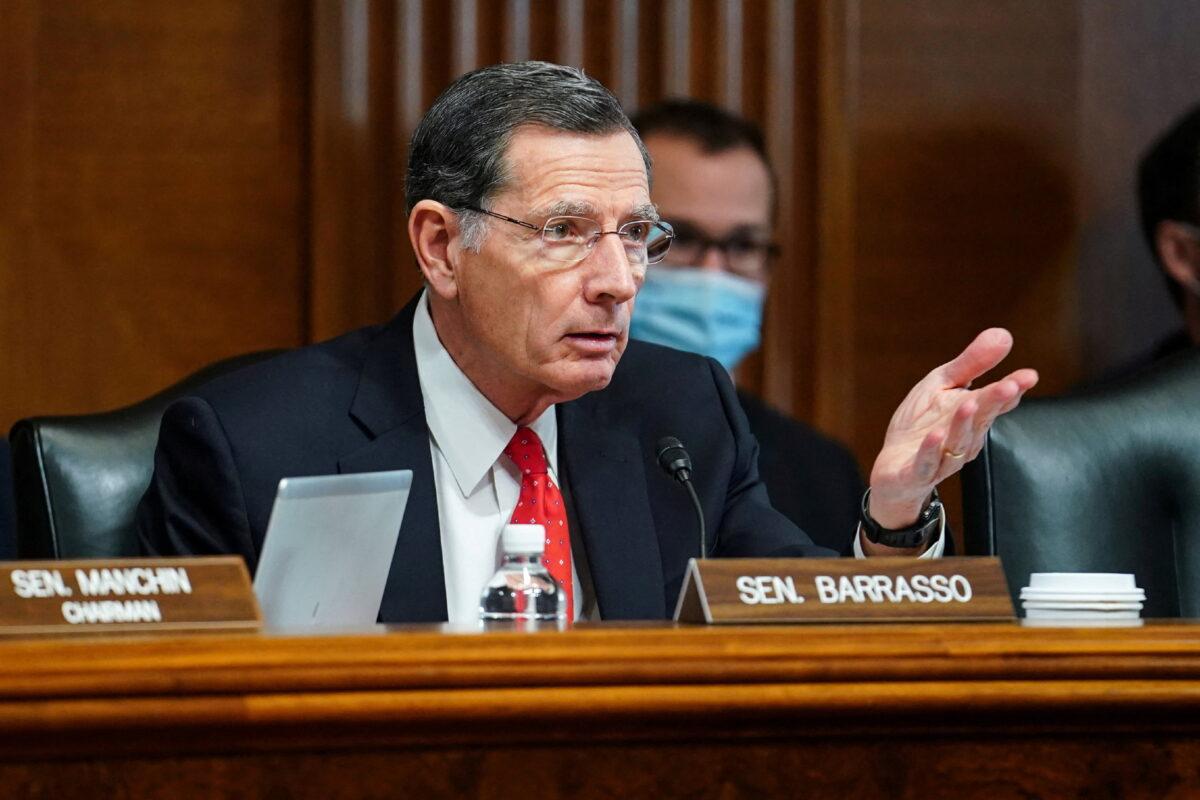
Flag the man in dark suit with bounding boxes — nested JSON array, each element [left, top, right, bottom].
[[1080, 103, 1199, 388], [1126, 103, 1200, 373], [138, 62, 1036, 622], [629, 100, 865, 552]]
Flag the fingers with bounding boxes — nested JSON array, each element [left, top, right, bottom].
[[930, 397, 979, 483], [939, 328, 1014, 389], [933, 369, 1038, 481], [940, 396, 977, 460], [1009, 367, 1039, 393], [972, 368, 1038, 421]]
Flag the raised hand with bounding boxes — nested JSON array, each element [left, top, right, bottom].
[[866, 328, 1039, 532]]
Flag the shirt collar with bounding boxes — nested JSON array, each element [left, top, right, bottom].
[[412, 290, 557, 498]]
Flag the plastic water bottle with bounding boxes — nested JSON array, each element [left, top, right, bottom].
[[479, 524, 567, 627]]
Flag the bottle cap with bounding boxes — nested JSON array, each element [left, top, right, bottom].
[[501, 524, 546, 554]]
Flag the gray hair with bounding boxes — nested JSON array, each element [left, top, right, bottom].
[[405, 61, 651, 251]]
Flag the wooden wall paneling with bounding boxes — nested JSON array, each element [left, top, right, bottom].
[[814, 0, 1083, 537], [525, 0, 560, 63], [818, 1, 1083, 461], [580, 0, 616, 82], [416, 0, 454, 111], [717, 0, 743, 112], [685, 0, 719, 102], [556, 0, 586, 67], [309, 0, 403, 341], [451, 0, 479, 75], [612, 0, 642, 111], [471, 0, 503, 68], [633, 0, 665, 108], [0, 1, 308, 433], [756, 0, 805, 418], [661, 0, 691, 97], [812, 0, 860, 444], [0, 0, 38, 434]]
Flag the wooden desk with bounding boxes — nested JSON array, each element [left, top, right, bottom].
[[3, 621, 1200, 798]]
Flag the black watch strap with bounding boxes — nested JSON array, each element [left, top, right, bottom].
[[859, 488, 942, 549]]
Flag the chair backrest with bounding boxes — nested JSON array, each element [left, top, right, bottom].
[[0, 439, 15, 559], [9, 350, 282, 560], [962, 349, 1200, 618]]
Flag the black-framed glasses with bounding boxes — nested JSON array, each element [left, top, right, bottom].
[[463, 207, 675, 265], [662, 221, 780, 281]]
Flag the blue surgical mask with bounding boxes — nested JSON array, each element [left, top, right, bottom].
[[630, 267, 765, 371]]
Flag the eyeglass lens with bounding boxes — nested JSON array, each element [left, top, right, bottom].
[[540, 216, 674, 264], [665, 223, 775, 278]]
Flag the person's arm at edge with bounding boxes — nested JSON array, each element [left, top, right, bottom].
[[136, 396, 259, 572]]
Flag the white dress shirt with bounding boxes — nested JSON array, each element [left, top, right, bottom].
[[412, 293, 583, 623]]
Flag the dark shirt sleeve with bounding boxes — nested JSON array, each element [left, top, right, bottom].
[[136, 397, 260, 572]]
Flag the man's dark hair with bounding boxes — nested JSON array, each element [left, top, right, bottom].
[[1137, 103, 1200, 307], [630, 98, 777, 211], [406, 61, 650, 248]]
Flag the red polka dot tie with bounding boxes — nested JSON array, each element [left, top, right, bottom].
[[504, 426, 572, 618]]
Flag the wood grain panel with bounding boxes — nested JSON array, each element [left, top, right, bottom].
[[3, 623, 1200, 797], [4, 738, 1200, 799], [308, 0, 401, 341], [11, 738, 1200, 800], [0, 0, 308, 432], [829, 0, 1082, 466], [814, 0, 1087, 535]]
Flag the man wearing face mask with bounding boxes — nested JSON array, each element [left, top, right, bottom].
[[630, 99, 866, 553]]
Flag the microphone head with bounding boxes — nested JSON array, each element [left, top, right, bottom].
[[655, 436, 692, 482]]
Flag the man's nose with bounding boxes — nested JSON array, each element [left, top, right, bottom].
[[697, 242, 726, 271], [585, 232, 639, 304]]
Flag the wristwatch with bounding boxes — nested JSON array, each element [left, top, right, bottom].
[[859, 488, 942, 549]]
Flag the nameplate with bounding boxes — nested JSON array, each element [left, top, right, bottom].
[[673, 557, 1013, 624], [0, 557, 261, 635]]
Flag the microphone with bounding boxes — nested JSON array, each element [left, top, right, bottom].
[[656, 437, 707, 559]]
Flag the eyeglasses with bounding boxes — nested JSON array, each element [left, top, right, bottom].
[[463, 207, 675, 265], [662, 221, 780, 281]]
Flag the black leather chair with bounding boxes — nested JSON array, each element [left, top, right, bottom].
[[9, 351, 282, 560], [0, 439, 15, 559], [962, 348, 1200, 618]]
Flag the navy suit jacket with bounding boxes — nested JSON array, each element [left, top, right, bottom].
[[137, 296, 833, 621]]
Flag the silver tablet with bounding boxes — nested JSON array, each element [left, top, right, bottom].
[[253, 469, 412, 628]]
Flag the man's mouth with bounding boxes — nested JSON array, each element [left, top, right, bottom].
[[567, 331, 618, 340], [564, 330, 620, 353]]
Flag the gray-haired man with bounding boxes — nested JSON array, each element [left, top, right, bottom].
[[139, 62, 1036, 623]]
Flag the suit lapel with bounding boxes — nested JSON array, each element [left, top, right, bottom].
[[339, 296, 448, 623], [559, 400, 665, 619]]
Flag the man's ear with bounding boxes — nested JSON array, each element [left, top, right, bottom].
[[1156, 220, 1200, 295], [409, 200, 461, 299]]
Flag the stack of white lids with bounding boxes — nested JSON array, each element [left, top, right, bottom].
[[1020, 573, 1145, 626]]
